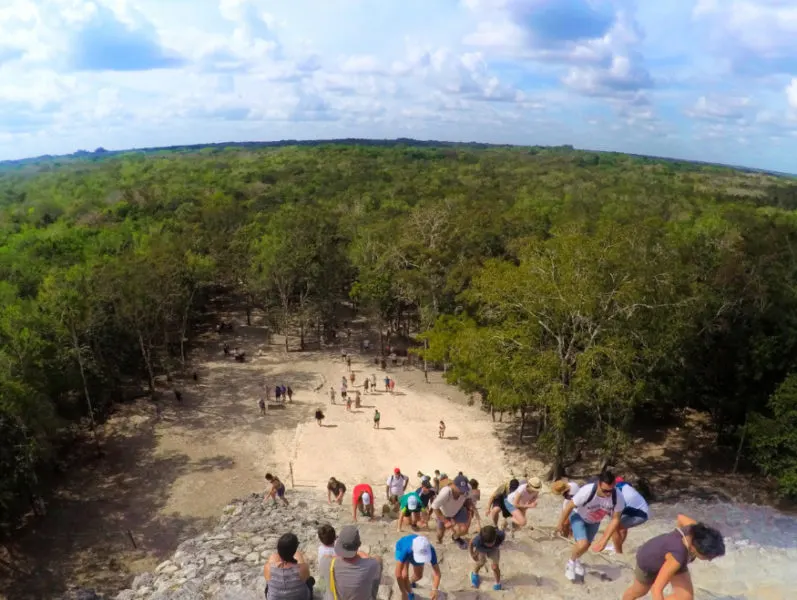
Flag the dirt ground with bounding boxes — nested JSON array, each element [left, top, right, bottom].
[[0, 312, 516, 600]]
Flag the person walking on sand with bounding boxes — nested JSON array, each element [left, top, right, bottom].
[[373, 409, 381, 429], [438, 421, 445, 439], [364, 377, 370, 394], [555, 470, 625, 582], [469, 525, 505, 591], [346, 355, 352, 373], [371, 374, 377, 390], [394, 534, 441, 600], [355, 389, 362, 408], [346, 395, 352, 412], [352, 483, 375, 522], [329, 387, 336, 404], [384, 376, 390, 392], [622, 514, 724, 600], [315, 408, 326, 426], [389, 378, 396, 394], [265, 473, 289, 506], [259, 397, 267, 416], [287, 386, 293, 402], [275, 385, 282, 403], [350, 371, 356, 386], [610, 477, 650, 554]]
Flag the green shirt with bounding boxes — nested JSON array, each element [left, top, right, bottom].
[[400, 491, 422, 511], [374, 411, 380, 421]]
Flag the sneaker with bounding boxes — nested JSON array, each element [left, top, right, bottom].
[[470, 572, 481, 588], [574, 561, 585, 578], [453, 537, 468, 550], [565, 561, 576, 582], [493, 583, 503, 591], [408, 594, 415, 600], [410, 582, 417, 589]]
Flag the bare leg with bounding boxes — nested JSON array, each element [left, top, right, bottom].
[[622, 580, 652, 600], [570, 540, 589, 561], [665, 572, 695, 600], [492, 561, 501, 586]]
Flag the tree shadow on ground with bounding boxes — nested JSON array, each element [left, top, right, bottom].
[[0, 422, 223, 599]]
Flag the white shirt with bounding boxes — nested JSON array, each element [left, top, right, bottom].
[[619, 484, 649, 514], [507, 483, 538, 507], [386, 474, 408, 496], [430, 485, 468, 517], [571, 483, 625, 524], [317, 544, 335, 567]]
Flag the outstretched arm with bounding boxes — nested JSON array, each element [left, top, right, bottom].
[[650, 554, 683, 600], [556, 500, 576, 533], [431, 564, 442, 599], [593, 512, 622, 552]]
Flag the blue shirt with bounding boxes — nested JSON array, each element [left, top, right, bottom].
[[394, 535, 438, 566]]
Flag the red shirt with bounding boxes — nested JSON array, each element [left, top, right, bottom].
[[352, 483, 373, 505]]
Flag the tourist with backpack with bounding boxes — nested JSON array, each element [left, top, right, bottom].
[[320, 525, 382, 600], [555, 470, 625, 582], [386, 468, 409, 506], [610, 477, 650, 554]]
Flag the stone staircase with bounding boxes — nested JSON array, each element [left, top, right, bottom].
[[113, 490, 730, 600]]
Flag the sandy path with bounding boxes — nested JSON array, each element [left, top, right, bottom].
[[289, 356, 508, 494]]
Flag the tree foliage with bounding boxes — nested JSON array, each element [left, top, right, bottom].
[[2, 140, 797, 530]]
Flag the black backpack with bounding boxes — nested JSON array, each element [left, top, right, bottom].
[[581, 478, 618, 511]]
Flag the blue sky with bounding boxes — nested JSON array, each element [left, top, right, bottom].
[[1, 0, 796, 172]]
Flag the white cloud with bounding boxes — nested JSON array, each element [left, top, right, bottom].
[[686, 95, 754, 122], [340, 55, 385, 75], [694, 0, 797, 75], [788, 79, 797, 110]]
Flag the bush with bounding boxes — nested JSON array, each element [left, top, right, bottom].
[[748, 373, 797, 499]]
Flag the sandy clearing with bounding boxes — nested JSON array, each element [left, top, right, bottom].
[[289, 356, 509, 495]]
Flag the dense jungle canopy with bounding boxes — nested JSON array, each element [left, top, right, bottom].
[[2, 141, 797, 533]]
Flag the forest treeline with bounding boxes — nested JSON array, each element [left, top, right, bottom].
[[2, 143, 797, 533]]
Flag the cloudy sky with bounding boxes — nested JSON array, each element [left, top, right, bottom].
[[1, 0, 796, 172]]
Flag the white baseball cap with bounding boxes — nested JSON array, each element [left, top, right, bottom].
[[361, 492, 371, 505], [407, 495, 420, 510], [411, 536, 433, 564]]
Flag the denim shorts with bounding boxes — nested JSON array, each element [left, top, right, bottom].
[[620, 507, 648, 529], [436, 505, 469, 528], [569, 512, 601, 543], [503, 497, 517, 514]]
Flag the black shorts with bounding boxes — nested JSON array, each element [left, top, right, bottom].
[[492, 494, 511, 519]]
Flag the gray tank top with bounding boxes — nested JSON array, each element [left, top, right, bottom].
[[267, 563, 310, 600]]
